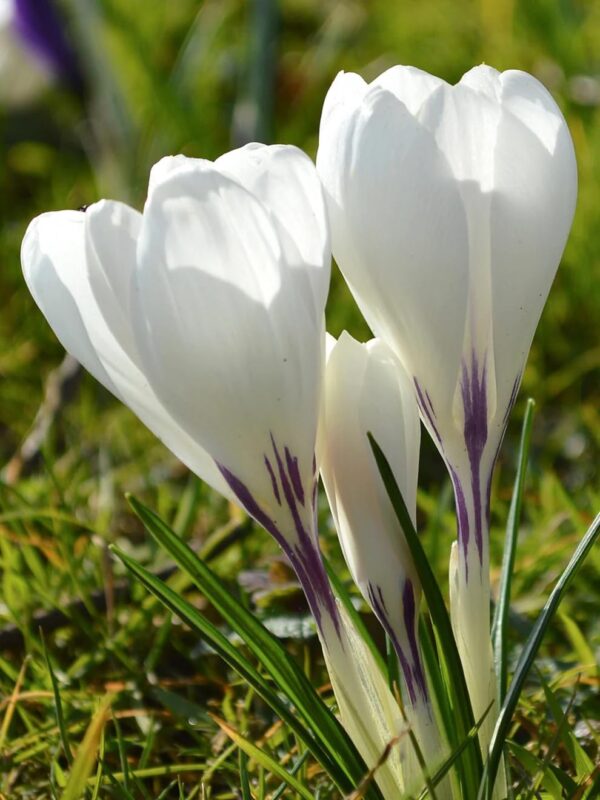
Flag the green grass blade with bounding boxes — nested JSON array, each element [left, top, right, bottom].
[[112, 713, 131, 790], [418, 618, 459, 785], [41, 631, 73, 765], [126, 495, 382, 800], [508, 741, 566, 800], [271, 750, 311, 800], [212, 716, 315, 800], [538, 675, 593, 781], [492, 398, 535, 702], [111, 544, 373, 798], [368, 433, 483, 797], [239, 749, 252, 800], [60, 695, 112, 800], [479, 511, 600, 799]]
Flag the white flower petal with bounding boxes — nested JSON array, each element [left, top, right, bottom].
[[22, 211, 120, 396], [489, 76, 577, 414], [134, 162, 322, 518], [420, 82, 503, 423], [215, 143, 330, 317], [318, 86, 469, 432], [319, 70, 368, 133], [21, 207, 232, 498], [459, 64, 501, 99], [147, 154, 205, 198], [421, 80, 501, 190], [84, 200, 141, 360], [372, 64, 445, 114], [320, 332, 420, 621]]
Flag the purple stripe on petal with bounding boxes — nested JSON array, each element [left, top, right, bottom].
[[14, 0, 81, 88], [217, 462, 281, 542], [449, 465, 470, 576], [414, 377, 442, 445], [270, 435, 307, 545], [264, 455, 281, 506], [367, 583, 415, 702], [285, 446, 305, 506], [459, 351, 489, 563], [269, 434, 340, 636], [402, 579, 428, 703], [285, 539, 339, 638], [221, 439, 341, 639]]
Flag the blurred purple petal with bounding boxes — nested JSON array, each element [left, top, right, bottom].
[[14, 0, 81, 87]]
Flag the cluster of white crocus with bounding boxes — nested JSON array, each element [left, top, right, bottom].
[[22, 64, 576, 798], [316, 64, 577, 776]]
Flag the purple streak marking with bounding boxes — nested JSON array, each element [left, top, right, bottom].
[[285, 446, 305, 506], [14, 0, 81, 87], [269, 435, 340, 636], [402, 579, 428, 702], [367, 581, 430, 708], [264, 455, 281, 506], [449, 464, 470, 576], [459, 351, 489, 564], [367, 582, 417, 705], [219, 439, 340, 638], [217, 463, 280, 541], [414, 378, 442, 445]]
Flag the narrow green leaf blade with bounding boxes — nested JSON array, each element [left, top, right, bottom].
[[368, 433, 483, 797], [111, 544, 371, 798], [492, 398, 535, 702], [41, 631, 73, 765], [126, 495, 382, 800], [212, 716, 315, 800], [60, 695, 112, 800], [480, 511, 600, 798]]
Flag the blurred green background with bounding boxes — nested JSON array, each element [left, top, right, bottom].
[[1, 0, 598, 483], [0, 1, 598, 795]]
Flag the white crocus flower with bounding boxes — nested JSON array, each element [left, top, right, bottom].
[[22, 143, 405, 796], [317, 63, 577, 769], [320, 332, 446, 786], [22, 143, 334, 628]]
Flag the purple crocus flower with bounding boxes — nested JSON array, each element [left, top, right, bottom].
[[0, 0, 81, 105], [14, 0, 79, 82]]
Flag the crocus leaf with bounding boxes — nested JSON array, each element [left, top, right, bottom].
[[110, 543, 362, 796], [121, 496, 384, 799], [480, 511, 600, 799], [418, 700, 492, 799], [368, 433, 483, 797], [492, 397, 535, 702]]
